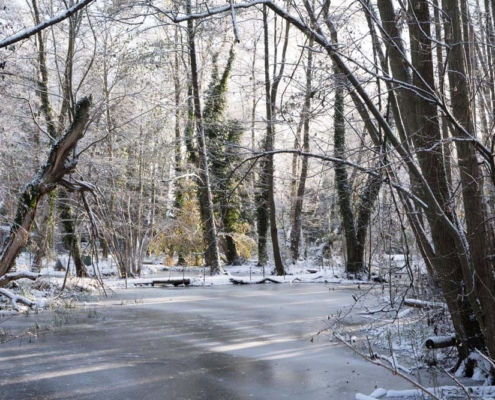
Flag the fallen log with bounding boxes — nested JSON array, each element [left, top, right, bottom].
[[425, 336, 458, 349], [230, 277, 281, 285], [136, 278, 191, 287], [0, 271, 40, 288], [291, 276, 323, 283], [404, 298, 447, 310]]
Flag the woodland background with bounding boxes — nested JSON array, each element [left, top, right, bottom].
[[1, 0, 495, 376]]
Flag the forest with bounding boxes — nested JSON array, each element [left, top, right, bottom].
[[1, 0, 495, 394]]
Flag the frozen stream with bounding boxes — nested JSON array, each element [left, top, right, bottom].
[[0, 284, 448, 399]]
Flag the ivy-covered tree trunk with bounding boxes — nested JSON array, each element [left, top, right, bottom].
[[187, 5, 224, 275], [172, 26, 187, 267], [333, 74, 362, 275]]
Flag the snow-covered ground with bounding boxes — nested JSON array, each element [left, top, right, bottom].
[[2, 254, 494, 399]]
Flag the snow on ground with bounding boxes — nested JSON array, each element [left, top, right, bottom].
[[356, 385, 495, 399], [2, 253, 494, 398]]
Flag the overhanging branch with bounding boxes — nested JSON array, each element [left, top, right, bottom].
[[0, 0, 95, 49]]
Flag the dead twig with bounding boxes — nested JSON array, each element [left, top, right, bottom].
[[334, 333, 440, 400]]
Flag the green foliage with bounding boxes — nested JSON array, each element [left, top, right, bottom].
[[200, 45, 255, 264], [203, 45, 235, 123], [149, 180, 204, 265]]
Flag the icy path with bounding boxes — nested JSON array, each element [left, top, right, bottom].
[[0, 284, 446, 399]]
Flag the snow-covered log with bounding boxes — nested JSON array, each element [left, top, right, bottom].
[[230, 277, 281, 284], [136, 278, 191, 287], [0, 288, 35, 311], [424, 336, 458, 349], [0, 97, 92, 277], [0, 271, 39, 288], [404, 298, 447, 309]]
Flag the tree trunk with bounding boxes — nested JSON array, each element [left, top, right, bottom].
[[327, 17, 378, 277], [290, 37, 314, 262], [33, 0, 87, 276], [263, 6, 285, 276], [0, 98, 92, 277], [59, 189, 87, 277], [377, 0, 485, 357], [256, 166, 269, 266], [442, 0, 495, 358], [187, 6, 224, 275]]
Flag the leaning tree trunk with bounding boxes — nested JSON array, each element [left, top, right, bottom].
[[0, 97, 92, 277], [376, 0, 485, 360], [32, 0, 88, 277], [441, 0, 495, 359]]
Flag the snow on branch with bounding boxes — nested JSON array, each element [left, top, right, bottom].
[[0, 0, 95, 49], [334, 334, 441, 400], [168, 0, 271, 23], [404, 298, 447, 310], [0, 288, 35, 311], [236, 150, 428, 210], [0, 271, 39, 288]]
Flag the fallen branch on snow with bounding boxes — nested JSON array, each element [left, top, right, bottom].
[[0, 271, 39, 288], [404, 298, 447, 310], [230, 277, 281, 284], [0, 288, 35, 311], [291, 276, 323, 283]]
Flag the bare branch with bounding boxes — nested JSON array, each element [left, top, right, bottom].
[[228, 0, 241, 43], [334, 334, 441, 400], [234, 149, 428, 209], [0, 0, 96, 49]]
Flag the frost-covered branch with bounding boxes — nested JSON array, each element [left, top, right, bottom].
[[0, 271, 39, 288], [236, 149, 428, 210], [0, 289, 35, 311], [0, 0, 95, 49], [334, 334, 440, 400], [228, 0, 241, 43], [404, 298, 448, 310]]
